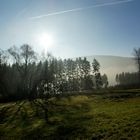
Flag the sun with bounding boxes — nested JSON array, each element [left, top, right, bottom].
[[37, 33, 54, 49]]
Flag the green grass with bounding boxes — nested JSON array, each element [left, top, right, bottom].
[[0, 94, 140, 140]]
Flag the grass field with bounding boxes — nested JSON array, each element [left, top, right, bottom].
[[0, 91, 140, 140]]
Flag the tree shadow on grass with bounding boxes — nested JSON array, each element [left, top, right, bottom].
[[3, 100, 31, 126], [0, 106, 11, 124]]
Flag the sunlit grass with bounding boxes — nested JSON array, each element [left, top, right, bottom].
[[0, 94, 140, 140]]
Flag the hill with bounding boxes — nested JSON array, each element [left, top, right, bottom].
[[84, 55, 137, 85]]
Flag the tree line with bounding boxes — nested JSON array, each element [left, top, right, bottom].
[[0, 44, 108, 102], [115, 72, 139, 86], [115, 48, 140, 88]]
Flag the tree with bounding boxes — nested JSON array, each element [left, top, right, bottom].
[[92, 59, 102, 89], [92, 58, 100, 73], [115, 74, 119, 85], [102, 74, 108, 88], [115, 72, 139, 86], [0, 49, 8, 98], [133, 48, 140, 84], [8, 44, 37, 98], [82, 57, 93, 90]]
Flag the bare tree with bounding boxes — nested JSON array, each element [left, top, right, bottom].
[[8, 44, 37, 97], [133, 48, 140, 84], [0, 49, 8, 98]]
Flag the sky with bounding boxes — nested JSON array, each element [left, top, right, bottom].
[[0, 0, 140, 58]]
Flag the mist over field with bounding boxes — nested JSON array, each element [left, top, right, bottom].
[[76, 55, 137, 85]]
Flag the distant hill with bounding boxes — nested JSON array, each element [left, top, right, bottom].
[[82, 55, 137, 85]]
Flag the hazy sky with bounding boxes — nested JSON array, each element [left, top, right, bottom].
[[0, 0, 140, 58]]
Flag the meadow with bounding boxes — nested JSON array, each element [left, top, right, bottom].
[[0, 90, 140, 140]]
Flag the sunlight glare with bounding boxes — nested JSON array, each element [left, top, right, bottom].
[[37, 33, 54, 50]]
